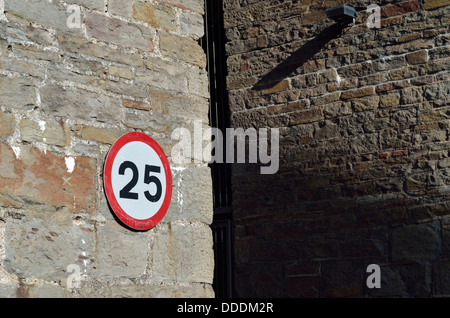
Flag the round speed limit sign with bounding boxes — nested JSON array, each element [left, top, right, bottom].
[[103, 132, 172, 230]]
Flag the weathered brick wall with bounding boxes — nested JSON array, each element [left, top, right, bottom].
[[0, 0, 213, 297], [224, 0, 449, 297]]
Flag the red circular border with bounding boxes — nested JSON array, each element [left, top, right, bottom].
[[103, 132, 172, 231]]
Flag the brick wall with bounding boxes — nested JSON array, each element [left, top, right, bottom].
[[223, 0, 450, 297], [0, 0, 213, 297]]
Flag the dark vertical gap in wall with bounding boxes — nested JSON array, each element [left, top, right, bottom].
[[201, 0, 234, 298]]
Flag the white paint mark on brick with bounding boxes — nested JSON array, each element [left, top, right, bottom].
[[11, 146, 20, 159], [65, 156, 76, 173], [38, 120, 46, 132]]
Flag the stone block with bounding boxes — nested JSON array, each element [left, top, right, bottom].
[[380, 92, 401, 108], [4, 218, 95, 281], [58, 35, 144, 67], [123, 99, 151, 111], [289, 108, 322, 126], [64, 0, 104, 10], [392, 222, 441, 262], [0, 143, 97, 213], [19, 118, 71, 147], [433, 260, 450, 295], [152, 222, 214, 284], [159, 31, 206, 68], [132, 2, 176, 31], [85, 12, 154, 52], [423, 0, 450, 9], [260, 80, 290, 95], [406, 50, 428, 65], [90, 225, 149, 279], [180, 11, 205, 39], [40, 84, 123, 123], [108, 0, 133, 17], [368, 263, 431, 297], [0, 77, 35, 110], [109, 66, 134, 80], [165, 167, 213, 224], [4, 0, 82, 34], [321, 260, 364, 297], [0, 112, 16, 137], [341, 86, 375, 100], [352, 95, 379, 112], [163, 0, 204, 14], [382, 0, 420, 17], [78, 126, 128, 144]]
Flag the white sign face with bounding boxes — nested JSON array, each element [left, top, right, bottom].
[[111, 141, 166, 220], [104, 133, 172, 230]]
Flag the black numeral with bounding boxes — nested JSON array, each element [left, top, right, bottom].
[[119, 161, 139, 200], [118, 162, 162, 202], [144, 165, 162, 202]]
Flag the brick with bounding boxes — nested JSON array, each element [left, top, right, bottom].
[[338, 62, 374, 78], [85, 12, 154, 52], [419, 110, 449, 122], [382, 0, 420, 17], [423, 0, 450, 9], [376, 83, 392, 93], [341, 86, 375, 100], [352, 95, 379, 112], [398, 32, 422, 43], [289, 108, 322, 126], [381, 16, 403, 27], [392, 149, 409, 157], [406, 50, 429, 65], [302, 10, 326, 25], [261, 80, 290, 95], [414, 122, 440, 131], [133, 2, 176, 31], [380, 92, 401, 108], [0, 143, 96, 213]]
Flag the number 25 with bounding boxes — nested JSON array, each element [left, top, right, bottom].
[[119, 161, 162, 202]]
